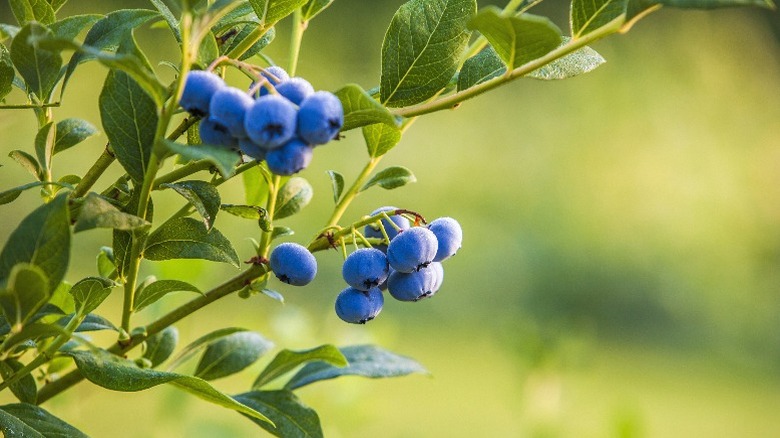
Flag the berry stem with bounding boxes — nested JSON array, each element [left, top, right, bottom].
[[70, 145, 115, 199], [326, 157, 380, 227], [0, 102, 60, 109], [257, 174, 282, 258], [287, 8, 306, 76]]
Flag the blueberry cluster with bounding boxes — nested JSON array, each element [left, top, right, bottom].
[[335, 207, 463, 324], [179, 67, 344, 176]]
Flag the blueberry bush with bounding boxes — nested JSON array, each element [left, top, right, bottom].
[[0, 0, 772, 435]]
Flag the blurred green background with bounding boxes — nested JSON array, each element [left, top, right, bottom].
[[2, 0, 780, 436]]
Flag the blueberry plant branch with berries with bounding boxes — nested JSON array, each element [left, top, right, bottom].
[[0, 0, 773, 435]]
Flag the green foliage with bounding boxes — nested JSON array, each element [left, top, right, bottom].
[[11, 23, 61, 100], [10, 0, 55, 27], [0, 44, 13, 100], [335, 84, 397, 131], [74, 193, 150, 233], [362, 122, 401, 158], [0, 403, 87, 438], [144, 217, 240, 266], [326, 170, 344, 203], [161, 180, 221, 230], [144, 326, 179, 368], [164, 141, 241, 179], [69, 276, 115, 314], [0, 360, 37, 404], [234, 390, 323, 438], [253, 344, 347, 389], [135, 279, 202, 312], [195, 331, 274, 380], [274, 176, 313, 219], [361, 165, 416, 191]]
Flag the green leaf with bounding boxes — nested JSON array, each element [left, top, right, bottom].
[[48, 0, 68, 13], [144, 217, 240, 266], [112, 190, 152, 279], [233, 390, 322, 438], [526, 37, 605, 80], [274, 177, 313, 220], [0, 304, 64, 337], [362, 123, 401, 158], [334, 84, 397, 132], [161, 181, 221, 230], [253, 345, 347, 389], [144, 326, 178, 368], [361, 166, 416, 192], [65, 349, 273, 425], [48, 280, 75, 314], [195, 331, 274, 381], [380, 0, 476, 107], [49, 14, 103, 40], [468, 8, 561, 71], [197, 31, 219, 68], [10, 0, 55, 26], [0, 359, 37, 404], [0, 44, 14, 100], [271, 227, 294, 240], [100, 70, 159, 183], [285, 345, 428, 390], [150, 0, 181, 43], [0, 403, 88, 437], [0, 24, 21, 41], [260, 288, 284, 302], [134, 279, 201, 312], [1, 322, 67, 353], [10, 22, 62, 100], [457, 45, 505, 91], [34, 122, 56, 173], [8, 150, 42, 181], [571, 0, 627, 38], [301, 0, 335, 21], [69, 276, 115, 314], [74, 192, 151, 233], [164, 141, 240, 179], [0, 194, 70, 293], [219, 24, 276, 61], [53, 118, 99, 155], [243, 165, 269, 206], [0, 264, 50, 331], [326, 170, 344, 204], [221, 204, 268, 220], [96, 246, 115, 279], [167, 327, 251, 371], [70, 313, 117, 332], [250, 0, 309, 25]]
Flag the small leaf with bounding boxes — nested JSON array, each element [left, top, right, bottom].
[[195, 331, 274, 381], [362, 123, 401, 158], [71, 313, 117, 332], [10, 22, 62, 100], [243, 165, 269, 206], [167, 327, 252, 371], [301, 0, 335, 21], [10, 0, 55, 26], [457, 45, 505, 91], [271, 227, 294, 240], [249, 0, 309, 25], [260, 288, 284, 303], [0, 264, 50, 331], [571, 0, 628, 38], [197, 31, 219, 67], [161, 181, 221, 230], [96, 246, 116, 278], [8, 150, 42, 181], [34, 122, 56, 173], [1, 322, 67, 353], [69, 276, 115, 314], [149, 0, 181, 43], [274, 177, 313, 220], [334, 84, 397, 132], [233, 390, 322, 438], [0, 360, 37, 404], [285, 345, 428, 390], [326, 170, 344, 203], [134, 279, 201, 312], [253, 345, 347, 389], [113, 191, 152, 280], [48, 281, 75, 314], [360, 166, 416, 192], [53, 118, 99, 155], [144, 217, 240, 266], [49, 14, 103, 40], [219, 25, 276, 61], [0, 44, 14, 100], [164, 141, 240, 179], [0, 304, 64, 337], [221, 204, 268, 221], [144, 326, 178, 368], [0, 403, 88, 437], [74, 193, 151, 233]]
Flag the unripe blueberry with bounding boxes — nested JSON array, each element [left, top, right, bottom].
[[386, 227, 438, 273], [269, 242, 317, 286], [275, 77, 314, 105], [387, 268, 436, 302], [265, 138, 313, 176], [427, 217, 463, 262], [254, 66, 290, 97], [239, 137, 265, 161], [342, 248, 389, 291], [180, 70, 225, 116], [364, 206, 411, 251], [430, 262, 444, 295], [199, 117, 236, 148], [209, 86, 254, 138], [297, 91, 344, 145], [244, 95, 298, 149], [335, 287, 384, 324]]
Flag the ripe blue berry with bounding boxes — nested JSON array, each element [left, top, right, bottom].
[[386, 227, 438, 273], [342, 248, 389, 291], [364, 206, 411, 250], [297, 91, 344, 145], [244, 95, 297, 149], [430, 262, 444, 295], [387, 268, 436, 302], [254, 66, 289, 97], [199, 117, 236, 147], [275, 77, 314, 105], [269, 242, 317, 286], [209, 86, 254, 138], [265, 138, 313, 176], [180, 70, 225, 116], [427, 217, 463, 262], [239, 137, 265, 161], [335, 287, 384, 324]]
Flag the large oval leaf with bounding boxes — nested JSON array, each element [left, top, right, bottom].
[[195, 331, 274, 381], [10, 22, 62, 100], [144, 217, 240, 266]]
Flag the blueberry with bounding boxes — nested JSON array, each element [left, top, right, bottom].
[[244, 94, 298, 149], [199, 117, 236, 147], [180, 70, 225, 116], [239, 137, 265, 161], [265, 138, 313, 176], [430, 262, 444, 295], [342, 248, 389, 291], [386, 227, 438, 273], [275, 77, 314, 105], [387, 268, 436, 302], [254, 66, 289, 97], [335, 286, 384, 324], [269, 242, 317, 286], [427, 217, 463, 262], [297, 91, 344, 145], [364, 206, 411, 251], [209, 86, 254, 138]]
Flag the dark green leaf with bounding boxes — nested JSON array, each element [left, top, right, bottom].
[[1, 323, 67, 353], [380, 0, 476, 107], [334, 84, 398, 132], [285, 344, 428, 390], [571, 0, 627, 37], [468, 8, 561, 70], [0, 403, 88, 437], [197, 31, 219, 68], [100, 70, 159, 183], [195, 331, 274, 381], [234, 390, 322, 438], [150, 0, 181, 42], [10, 22, 61, 100], [326, 170, 344, 204], [164, 141, 240, 179], [274, 177, 312, 220], [0, 304, 64, 337], [49, 14, 102, 40], [8, 150, 42, 181], [167, 327, 251, 371], [0, 194, 70, 293], [65, 349, 273, 424], [69, 276, 115, 314], [250, 0, 309, 25], [219, 24, 276, 61], [53, 118, 99, 155], [96, 246, 115, 279], [302, 0, 335, 21], [134, 279, 201, 312], [74, 192, 151, 233], [213, 3, 258, 32], [253, 345, 347, 389], [71, 313, 117, 332], [113, 190, 152, 280], [361, 166, 416, 192], [0, 360, 37, 404], [457, 45, 505, 91], [0, 44, 14, 100], [144, 217, 240, 266], [221, 204, 267, 220], [362, 123, 401, 158], [10, 0, 55, 26], [34, 122, 56, 172], [161, 181, 221, 230], [144, 326, 178, 368], [0, 264, 50, 331]]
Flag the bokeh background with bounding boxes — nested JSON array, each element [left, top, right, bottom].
[[1, 0, 780, 436]]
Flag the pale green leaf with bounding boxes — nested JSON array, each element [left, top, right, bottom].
[[253, 345, 347, 389], [362, 123, 401, 158], [360, 166, 416, 191], [274, 177, 312, 220], [334, 84, 398, 132]]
